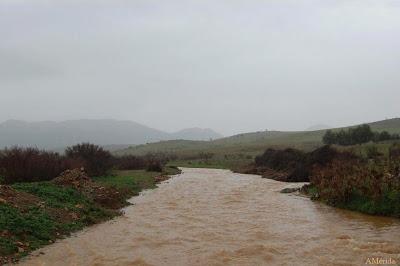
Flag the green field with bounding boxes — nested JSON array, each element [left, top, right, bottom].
[[115, 118, 400, 162]]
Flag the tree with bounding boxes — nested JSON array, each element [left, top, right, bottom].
[[322, 125, 376, 146], [374, 131, 391, 142], [336, 130, 351, 145], [322, 130, 336, 145], [350, 124, 374, 144]]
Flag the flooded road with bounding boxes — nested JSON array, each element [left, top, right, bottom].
[[20, 168, 400, 266]]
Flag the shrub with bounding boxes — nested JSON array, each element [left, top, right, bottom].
[[198, 152, 215, 161], [65, 143, 112, 177], [113, 155, 147, 170], [255, 148, 306, 171], [255, 145, 343, 182], [310, 150, 400, 217], [365, 145, 382, 159], [143, 152, 173, 165], [0, 147, 66, 184], [146, 162, 163, 172], [389, 144, 400, 160]]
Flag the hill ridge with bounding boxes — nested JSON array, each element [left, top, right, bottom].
[[116, 118, 400, 156], [0, 119, 222, 149]]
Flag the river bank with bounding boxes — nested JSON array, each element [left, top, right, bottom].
[[233, 144, 400, 219], [0, 166, 180, 265], [17, 168, 400, 266]]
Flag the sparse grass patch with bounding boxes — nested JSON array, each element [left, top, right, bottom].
[[168, 158, 252, 171], [93, 170, 158, 197], [162, 166, 182, 176]]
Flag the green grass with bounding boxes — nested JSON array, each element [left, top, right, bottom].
[[93, 167, 181, 197], [336, 141, 397, 158], [1, 168, 178, 262], [93, 170, 159, 196], [0, 183, 114, 261], [0, 205, 56, 255], [303, 184, 400, 217], [342, 190, 400, 217], [13, 182, 95, 210], [12, 182, 114, 226]]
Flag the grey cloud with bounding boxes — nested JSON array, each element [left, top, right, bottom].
[[0, 0, 399, 135]]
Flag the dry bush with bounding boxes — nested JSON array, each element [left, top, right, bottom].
[[311, 152, 400, 208], [255, 148, 306, 171], [0, 147, 67, 184], [254, 145, 340, 182], [65, 143, 112, 177], [113, 155, 147, 170]]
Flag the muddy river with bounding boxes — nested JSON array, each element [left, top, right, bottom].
[[19, 168, 400, 266]]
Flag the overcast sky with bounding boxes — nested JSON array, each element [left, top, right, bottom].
[[0, 0, 399, 136]]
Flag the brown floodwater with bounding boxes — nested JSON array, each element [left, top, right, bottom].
[[19, 168, 400, 266]]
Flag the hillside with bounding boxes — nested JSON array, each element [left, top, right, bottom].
[[305, 124, 331, 131], [116, 118, 400, 157], [171, 128, 222, 141], [0, 120, 222, 149]]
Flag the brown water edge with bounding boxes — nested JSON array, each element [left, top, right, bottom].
[[18, 168, 400, 266]]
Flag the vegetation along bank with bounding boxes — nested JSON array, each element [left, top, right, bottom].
[[0, 143, 181, 264], [238, 125, 400, 218]]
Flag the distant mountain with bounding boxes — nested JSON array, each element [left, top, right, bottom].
[[0, 119, 222, 149], [171, 128, 223, 141], [305, 124, 331, 131]]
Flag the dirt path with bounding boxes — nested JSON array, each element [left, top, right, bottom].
[[19, 168, 400, 266]]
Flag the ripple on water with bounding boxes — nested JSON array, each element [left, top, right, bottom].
[[18, 168, 400, 266]]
